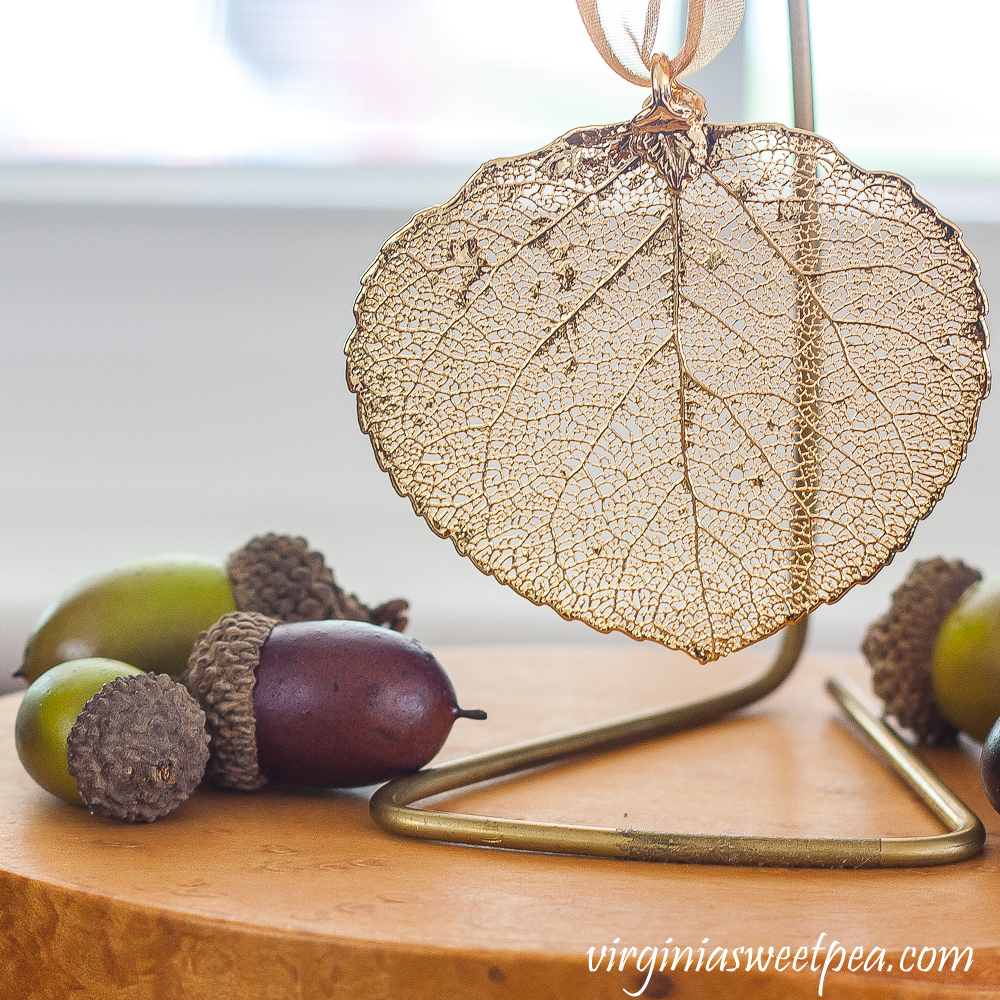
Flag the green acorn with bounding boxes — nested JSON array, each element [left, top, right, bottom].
[[15, 657, 210, 822], [931, 578, 1000, 742], [15, 658, 146, 804], [18, 534, 409, 684], [861, 557, 1000, 744]]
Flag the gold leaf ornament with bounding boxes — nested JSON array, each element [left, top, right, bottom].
[[347, 1, 989, 663]]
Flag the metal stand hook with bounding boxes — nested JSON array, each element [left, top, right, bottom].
[[369, 0, 985, 870]]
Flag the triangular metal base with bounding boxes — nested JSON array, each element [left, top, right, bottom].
[[370, 619, 984, 868]]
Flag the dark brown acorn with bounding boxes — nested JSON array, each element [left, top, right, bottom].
[[983, 718, 1000, 816], [182, 612, 485, 790]]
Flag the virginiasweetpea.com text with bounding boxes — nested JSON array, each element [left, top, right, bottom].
[[587, 932, 974, 996]]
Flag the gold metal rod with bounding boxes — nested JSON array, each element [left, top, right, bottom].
[[826, 675, 985, 866], [787, 0, 815, 132], [787, 0, 820, 618], [788, 0, 981, 869], [370, 629, 983, 867]]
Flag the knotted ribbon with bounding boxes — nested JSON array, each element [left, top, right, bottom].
[[575, 0, 744, 84]]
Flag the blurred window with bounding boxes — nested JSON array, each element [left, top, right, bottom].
[[748, 0, 1000, 179], [0, 0, 995, 180]]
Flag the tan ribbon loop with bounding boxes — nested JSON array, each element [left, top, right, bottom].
[[576, 0, 744, 85]]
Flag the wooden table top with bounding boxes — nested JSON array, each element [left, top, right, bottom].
[[2, 643, 998, 999]]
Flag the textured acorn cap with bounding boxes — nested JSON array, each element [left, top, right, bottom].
[[862, 558, 981, 745], [67, 673, 210, 822], [227, 533, 408, 631], [181, 611, 277, 791]]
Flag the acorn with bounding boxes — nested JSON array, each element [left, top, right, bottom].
[[862, 557, 995, 744], [18, 533, 408, 684], [980, 716, 1000, 815], [15, 658, 210, 822], [181, 612, 486, 790], [932, 577, 1000, 742]]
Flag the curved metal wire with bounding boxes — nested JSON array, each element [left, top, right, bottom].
[[370, 618, 983, 867]]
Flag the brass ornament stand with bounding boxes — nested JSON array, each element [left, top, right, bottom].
[[370, 622, 984, 867], [361, 0, 988, 866]]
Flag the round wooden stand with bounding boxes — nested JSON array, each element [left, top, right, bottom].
[[2, 646, 997, 998]]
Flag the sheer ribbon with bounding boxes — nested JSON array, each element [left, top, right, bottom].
[[575, 0, 744, 84]]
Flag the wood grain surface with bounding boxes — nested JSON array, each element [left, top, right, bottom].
[[1, 644, 998, 999]]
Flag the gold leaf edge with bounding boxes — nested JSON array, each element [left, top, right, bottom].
[[344, 118, 992, 665]]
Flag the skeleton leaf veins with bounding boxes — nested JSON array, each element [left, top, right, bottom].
[[347, 120, 988, 663]]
